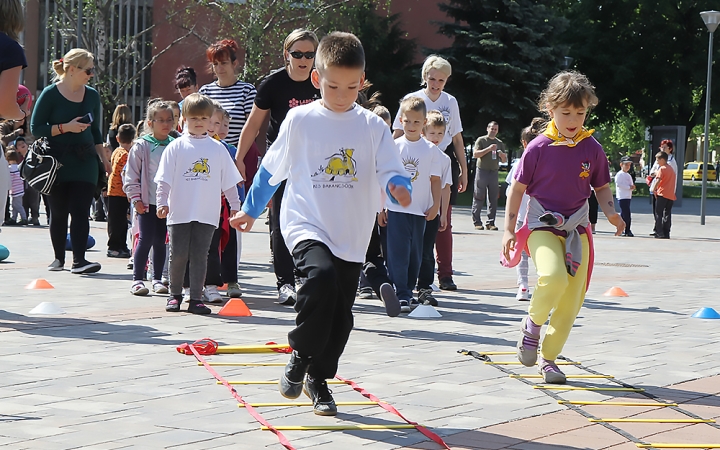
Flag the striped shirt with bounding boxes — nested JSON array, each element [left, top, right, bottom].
[[8, 163, 24, 197], [199, 81, 257, 145]]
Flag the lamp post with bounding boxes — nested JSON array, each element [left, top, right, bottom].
[[700, 11, 720, 225]]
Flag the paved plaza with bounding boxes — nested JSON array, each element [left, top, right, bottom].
[[0, 198, 719, 449]]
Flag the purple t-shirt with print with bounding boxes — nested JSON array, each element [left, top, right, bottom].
[[514, 135, 610, 217]]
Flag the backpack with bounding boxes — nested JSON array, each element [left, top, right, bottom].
[[19, 137, 62, 195]]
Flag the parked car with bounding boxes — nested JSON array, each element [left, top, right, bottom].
[[683, 162, 716, 181]]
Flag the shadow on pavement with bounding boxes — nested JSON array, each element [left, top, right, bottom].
[[582, 298, 683, 315], [355, 327, 515, 347]]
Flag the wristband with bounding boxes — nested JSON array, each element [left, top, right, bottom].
[[58, 124, 64, 134]]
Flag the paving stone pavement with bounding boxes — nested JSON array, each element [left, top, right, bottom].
[[0, 198, 719, 449]]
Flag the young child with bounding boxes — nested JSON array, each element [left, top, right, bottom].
[[230, 32, 410, 415], [506, 118, 543, 301], [502, 71, 624, 384], [156, 93, 242, 314], [6, 149, 26, 225], [615, 156, 635, 237], [124, 101, 175, 296], [106, 123, 135, 258], [651, 151, 675, 239], [413, 110, 452, 306], [386, 96, 442, 312]]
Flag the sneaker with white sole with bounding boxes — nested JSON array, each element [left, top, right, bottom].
[[226, 282, 242, 298], [203, 285, 223, 303], [379, 283, 400, 317], [409, 299, 420, 310], [539, 358, 567, 384], [71, 260, 101, 274], [358, 286, 374, 299], [516, 286, 530, 301], [517, 316, 541, 367], [277, 284, 296, 306], [279, 351, 311, 399], [399, 300, 411, 313], [131, 281, 149, 296], [152, 281, 168, 294], [304, 376, 337, 416], [48, 259, 64, 271], [418, 288, 438, 306]]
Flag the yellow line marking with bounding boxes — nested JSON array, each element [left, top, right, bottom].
[[533, 386, 644, 392], [637, 444, 720, 449], [261, 424, 418, 431], [220, 380, 346, 385], [198, 362, 286, 366], [216, 344, 291, 354], [486, 361, 581, 365], [591, 418, 715, 423], [240, 401, 380, 407], [559, 401, 678, 407], [512, 374, 613, 379]]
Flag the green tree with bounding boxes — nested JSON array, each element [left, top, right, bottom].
[[435, 0, 569, 144]]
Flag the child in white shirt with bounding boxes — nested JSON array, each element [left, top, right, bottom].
[[230, 32, 410, 416], [386, 96, 442, 312], [155, 93, 243, 314], [615, 156, 635, 237]]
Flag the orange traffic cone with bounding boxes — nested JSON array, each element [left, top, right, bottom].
[[26, 279, 55, 289], [603, 286, 628, 297], [218, 299, 252, 317], [218, 283, 229, 291]]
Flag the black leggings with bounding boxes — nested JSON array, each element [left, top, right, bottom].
[[48, 181, 95, 264]]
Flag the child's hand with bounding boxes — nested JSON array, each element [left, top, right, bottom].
[[377, 210, 388, 227], [631, 184, 636, 191], [134, 202, 147, 214], [230, 211, 256, 232], [157, 206, 168, 219], [425, 206, 439, 221], [230, 210, 238, 217], [502, 230, 517, 262], [608, 213, 625, 236], [389, 183, 411, 207], [439, 213, 448, 232]]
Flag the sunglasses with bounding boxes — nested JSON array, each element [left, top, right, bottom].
[[80, 66, 95, 75], [289, 51, 315, 60]]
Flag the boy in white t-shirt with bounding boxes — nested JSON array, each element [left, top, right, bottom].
[[412, 110, 452, 306], [615, 156, 635, 237], [229, 32, 410, 416], [155, 93, 243, 315], [386, 97, 442, 313]]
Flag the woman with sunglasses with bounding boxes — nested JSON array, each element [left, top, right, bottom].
[[234, 29, 320, 306], [31, 48, 109, 274]]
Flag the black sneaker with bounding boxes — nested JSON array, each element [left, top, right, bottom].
[[166, 295, 182, 312], [279, 350, 311, 399], [187, 300, 211, 315], [418, 288, 438, 306], [438, 277, 457, 291], [304, 376, 337, 416], [379, 283, 400, 317], [107, 249, 131, 258], [71, 260, 101, 274]]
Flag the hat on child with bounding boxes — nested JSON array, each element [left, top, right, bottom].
[[620, 156, 632, 163]]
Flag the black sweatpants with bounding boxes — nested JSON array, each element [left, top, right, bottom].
[[619, 199, 632, 234], [361, 218, 390, 298], [106, 195, 130, 252], [655, 196, 673, 238], [270, 181, 298, 289], [22, 183, 40, 221], [48, 181, 95, 264], [289, 240, 361, 380], [413, 214, 440, 290]]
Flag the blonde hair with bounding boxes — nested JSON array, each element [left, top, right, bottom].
[[372, 105, 390, 122], [425, 110, 446, 130], [210, 99, 225, 117], [538, 71, 598, 113], [0, 0, 24, 42], [110, 104, 132, 131], [399, 96, 426, 117], [421, 55, 452, 86], [284, 29, 319, 56], [52, 48, 94, 82], [182, 93, 214, 118]]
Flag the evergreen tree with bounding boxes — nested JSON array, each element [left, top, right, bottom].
[[437, 0, 569, 145]]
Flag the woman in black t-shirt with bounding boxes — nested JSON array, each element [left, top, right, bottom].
[[235, 29, 320, 305]]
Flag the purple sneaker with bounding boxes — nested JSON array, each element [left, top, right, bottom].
[[517, 316, 540, 366], [538, 358, 566, 384]]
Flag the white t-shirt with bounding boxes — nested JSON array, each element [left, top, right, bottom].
[[507, 159, 530, 223], [434, 144, 452, 188], [393, 90, 462, 152], [387, 136, 442, 216], [615, 171, 634, 200], [154, 134, 243, 227], [262, 101, 407, 263]]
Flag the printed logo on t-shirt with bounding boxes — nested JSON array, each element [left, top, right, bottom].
[[289, 97, 316, 109], [437, 105, 452, 136], [579, 161, 590, 179], [311, 148, 358, 187], [184, 157, 211, 181], [402, 156, 420, 182]]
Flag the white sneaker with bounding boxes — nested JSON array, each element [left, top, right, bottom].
[[516, 286, 530, 301], [182, 287, 190, 301], [203, 285, 223, 303], [295, 277, 307, 293], [277, 284, 296, 306]]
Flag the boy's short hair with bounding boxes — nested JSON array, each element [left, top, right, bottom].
[[425, 110, 446, 130], [210, 99, 225, 117], [372, 105, 390, 122], [5, 149, 19, 163], [117, 123, 137, 144], [655, 151, 668, 161], [315, 32, 365, 73], [182, 93, 215, 118], [399, 96, 426, 117]]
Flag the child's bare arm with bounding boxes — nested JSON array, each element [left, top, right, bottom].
[[595, 183, 625, 236], [502, 181, 527, 261], [426, 176, 441, 220]]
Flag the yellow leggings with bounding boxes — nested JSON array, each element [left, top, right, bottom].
[[527, 231, 590, 361]]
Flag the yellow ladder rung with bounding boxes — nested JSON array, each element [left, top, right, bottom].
[[559, 401, 678, 407], [637, 444, 720, 449], [486, 361, 581, 365], [534, 385, 644, 392], [512, 374, 613, 379], [220, 380, 346, 385], [215, 344, 291, 354], [591, 418, 715, 424], [240, 401, 380, 407], [198, 362, 286, 366], [261, 424, 417, 431]]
